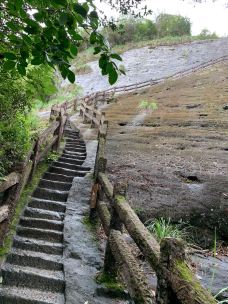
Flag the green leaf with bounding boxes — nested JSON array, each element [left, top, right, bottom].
[[108, 67, 118, 85], [70, 31, 83, 41], [73, 4, 87, 17], [3, 53, 17, 60], [3, 60, 16, 70], [17, 63, 26, 76], [99, 55, 108, 69], [94, 47, 101, 55], [7, 21, 18, 31], [110, 54, 122, 61], [90, 32, 97, 44], [31, 57, 44, 65], [90, 11, 98, 19], [53, 0, 66, 6], [67, 70, 75, 83], [70, 44, 78, 56], [59, 12, 68, 25]]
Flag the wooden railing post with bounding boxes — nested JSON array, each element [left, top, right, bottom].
[[103, 182, 127, 275], [89, 157, 107, 222], [73, 98, 77, 112], [30, 137, 40, 179], [157, 238, 217, 304], [90, 106, 97, 128], [53, 109, 64, 152]]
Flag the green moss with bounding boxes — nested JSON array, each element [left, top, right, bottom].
[[96, 271, 124, 294], [83, 215, 99, 230], [175, 260, 216, 303], [0, 161, 49, 258], [116, 195, 125, 203]]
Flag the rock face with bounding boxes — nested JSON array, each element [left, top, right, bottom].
[[74, 38, 228, 95], [192, 254, 228, 300]]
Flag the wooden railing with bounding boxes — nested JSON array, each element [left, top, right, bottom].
[[84, 113, 217, 304], [0, 107, 68, 245]]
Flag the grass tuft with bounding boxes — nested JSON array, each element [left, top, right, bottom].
[[146, 217, 189, 243]]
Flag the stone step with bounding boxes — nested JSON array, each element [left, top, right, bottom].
[[48, 166, 89, 177], [13, 236, 63, 255], [19, 217, 63, 232], [28, 198, 66, 213], [43, 172, 74, 183], [65, 142, 85, 147], [58, 157, 84, 166], [24, 207, 64, 221], [63, 150, 87, 157], [33, 187, 68, 202], [7, 248, 63, 271], [17, 226, 63, 243], [39, 179, 72, 191], [63, 147, 86, 153], [53, 161, 85, 171], [61, 153, 86, 161], [0, 286, 64, 304], [2, 263, 65, 293]]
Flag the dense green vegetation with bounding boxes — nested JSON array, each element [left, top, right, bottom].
[[0, 65, 57, 177], [102, 14, 192, 46]]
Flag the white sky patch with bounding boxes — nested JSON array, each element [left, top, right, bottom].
[[95, 0, 228, 36]]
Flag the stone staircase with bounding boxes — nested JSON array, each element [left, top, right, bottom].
[[0, 121, 90, 304]]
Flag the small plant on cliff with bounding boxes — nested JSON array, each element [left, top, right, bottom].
[[138, 100, 158, 113], [146, 217, 188, 243]]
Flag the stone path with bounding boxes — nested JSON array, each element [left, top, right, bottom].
[[0, 121, 90, 304]]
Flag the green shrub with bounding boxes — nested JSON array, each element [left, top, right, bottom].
[[156, 14, 191, 37], [198, 29, 218, 39]]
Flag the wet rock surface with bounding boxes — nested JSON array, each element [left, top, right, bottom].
[[74, 38, 228, 95], [192, 254, 228, 299]]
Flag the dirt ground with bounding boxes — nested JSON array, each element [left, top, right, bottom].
[[104, 61, 228, 245]]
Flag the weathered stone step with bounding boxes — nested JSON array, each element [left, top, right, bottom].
[[7, 248, 63, 271], [0, 286, 65, 304], [17, 226, 63, 243], [43, 172, 74, 183], [19, 217, 63, 232], [33, 187, 68, 202], [64, 147, 86, 153], [53, 161, 86, 171], [28, 198, 66, 213], [58, 157, 84, 166], [2, 263, 65, 293], [65, 142, 85, 147], [13, 236, 63, 255], [39, 179, 72, 191], [61, 153, 86, 161], [48, 166, 89, 177], [24, 207, 64, 221], [63, 150, 87, 157]]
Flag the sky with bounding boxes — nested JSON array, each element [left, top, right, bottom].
[[95, 0, 228, 36]]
